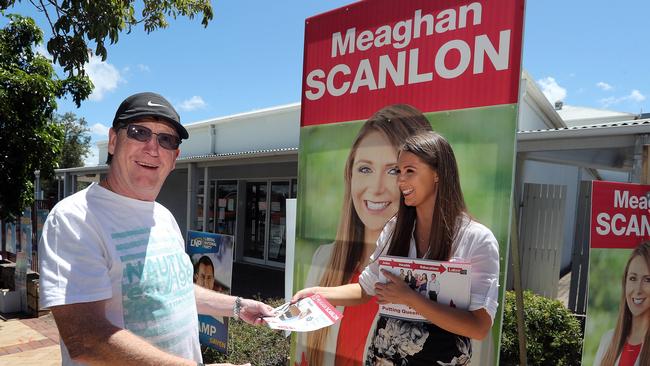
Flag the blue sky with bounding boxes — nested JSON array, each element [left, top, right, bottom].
[[6, 1, 649, 165]]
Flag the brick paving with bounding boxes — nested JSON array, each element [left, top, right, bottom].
[[0, 312, 62, 364]]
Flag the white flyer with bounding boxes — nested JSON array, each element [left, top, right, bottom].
[[264, 294, 343, 332]]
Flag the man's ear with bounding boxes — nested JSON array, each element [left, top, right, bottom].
[[171, 148, 180, 170], [108, 127, 118, 155]]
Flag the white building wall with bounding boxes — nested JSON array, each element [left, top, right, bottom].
[[214, 108, 299, 154], [180, 125, 212, 158], [93, 104, 301, 163], [519, 96, 552, 131], [97, 141, 108, 165]]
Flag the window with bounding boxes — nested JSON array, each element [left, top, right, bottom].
[[194, 178, 216, 232], [214, 181, 237, 235], [195, 179, 206, 231]]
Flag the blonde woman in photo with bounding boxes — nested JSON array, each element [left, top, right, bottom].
[[298, 104, 432, 366], [295, 131, 500, 365], [595, 241, 650, 366]]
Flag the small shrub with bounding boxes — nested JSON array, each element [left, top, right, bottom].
[[203, 298, 289, 366], [500, 290, 583, 366]]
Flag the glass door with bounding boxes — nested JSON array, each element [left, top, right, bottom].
[[268, 181, 290, 264], [243, 182, 267, 261]]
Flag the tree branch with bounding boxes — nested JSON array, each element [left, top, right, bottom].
[[38, 0, 57, 38], [46, 0, 65, 16], [51, 0, 60, 19], [28, 0, 44, 12]]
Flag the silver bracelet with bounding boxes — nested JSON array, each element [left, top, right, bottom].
[[233, 296, 242, 319]]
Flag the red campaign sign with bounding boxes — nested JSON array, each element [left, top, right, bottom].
[[591, 181, 650, 249], [301, 0, 525, 127]]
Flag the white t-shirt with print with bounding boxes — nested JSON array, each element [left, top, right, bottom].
[[39, 183, 201, 365], [359, 215, 500, 321]]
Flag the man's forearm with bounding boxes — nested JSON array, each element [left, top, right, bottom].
[[195, 284, 237, 317], [194, 285, 274, 325], [52, 302, 200, 366], [65, 323, 196, 366]]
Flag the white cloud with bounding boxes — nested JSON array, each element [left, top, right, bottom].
[[86, 55, 123, 101], [90, 123, 110, 137], [600, 89, 646, 108], [596, 82, 612, 91], [630, 89, 646, 102], [599, 96, 617, 107], [178, 96, 207, 111], [84, 146, 99, 167], [137, 64, 150, 72], [537, 77, 567, 104]]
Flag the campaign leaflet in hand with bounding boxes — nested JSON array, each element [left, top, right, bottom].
[[264, 294, 343, 332], [378, 255, 471, 322]]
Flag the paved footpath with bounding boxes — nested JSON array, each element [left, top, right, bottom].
[[0, 312, 62, 365]]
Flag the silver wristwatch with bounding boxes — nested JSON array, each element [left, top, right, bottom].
[[233, 296, 242, 319]]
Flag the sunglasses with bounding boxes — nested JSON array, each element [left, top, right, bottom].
[[120, 124, 181, 150]]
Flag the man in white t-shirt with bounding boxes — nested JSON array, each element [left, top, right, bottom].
[[39, 92, 273, 366]]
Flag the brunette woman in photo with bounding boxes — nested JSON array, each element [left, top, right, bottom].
[[595, 241, 650, 366], [294, 131, 500, 365], [297, 104, 432, 366]]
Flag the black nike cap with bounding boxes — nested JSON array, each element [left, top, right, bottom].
[[112, 92, 189, 139]]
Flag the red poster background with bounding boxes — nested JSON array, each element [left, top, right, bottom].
[[301, 0, 525, 127], [591, 180, 650, 249]]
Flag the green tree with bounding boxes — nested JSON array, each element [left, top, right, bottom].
[[40, 112, 93, 202], [0, 1, 213, 221], [1, 0, 213, 78], [54, 112, 92, 168], [0, 15, 91, 222]]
